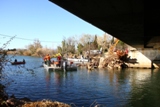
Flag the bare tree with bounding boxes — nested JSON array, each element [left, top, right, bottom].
[[97, 33, 113, 52], [0, 36, 15, 72]]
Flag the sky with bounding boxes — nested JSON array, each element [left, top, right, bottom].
[[0, 0, 105, 49]]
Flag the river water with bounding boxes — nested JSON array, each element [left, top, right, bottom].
[[2, 55, 160, 107]]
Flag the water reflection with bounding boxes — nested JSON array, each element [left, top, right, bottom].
[[84, 68, 160, 107], [44, 70, 51, 89], [126, 69, 160, 107], [3, 56, 160, 107], [54, 71, 65, 86]]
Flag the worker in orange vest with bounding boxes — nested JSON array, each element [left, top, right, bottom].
[[46, 54, 51, 66], [43, 56, 47, 64], [57, 55, 61, 67]]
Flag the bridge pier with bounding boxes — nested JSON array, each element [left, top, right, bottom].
[[127, 47, 160, 69]]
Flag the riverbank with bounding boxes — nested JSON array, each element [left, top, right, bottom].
[[0, 84, 70, 107]]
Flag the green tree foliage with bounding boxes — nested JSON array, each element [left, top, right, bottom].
[[9, 33, 122, 57], [60, 36, 76, 55], [61, 40, 66, 54], [78, 34, 94, 52], [66, 37, 76, 54], [93, 35, 98, 49], [57, 46, 62, 53], [77, 43, 83, 54], [116, 40, 128, 50]]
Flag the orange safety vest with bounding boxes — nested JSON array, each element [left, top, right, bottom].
[[46, 55, 50, 60]]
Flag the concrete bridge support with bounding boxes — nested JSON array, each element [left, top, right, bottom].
[[128, 48, 160, 69]]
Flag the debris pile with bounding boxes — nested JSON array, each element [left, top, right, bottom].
[[87, 51, 129, 70]]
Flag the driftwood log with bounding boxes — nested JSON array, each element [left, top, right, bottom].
[[86, 58, 100, 70]]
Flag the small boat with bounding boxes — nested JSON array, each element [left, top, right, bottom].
[[67, 58, 89, 62], [43, 63, 77, 71], [11, 61, 26, 65]]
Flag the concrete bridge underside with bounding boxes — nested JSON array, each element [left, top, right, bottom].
[[49, 0, 160, 49]]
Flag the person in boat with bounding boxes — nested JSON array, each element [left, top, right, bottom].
[[43, 56, 47, 64], [70, 61, 73, 67], [14, 59, 17, 62], [52, 60, 54, 64], [46, 54, 51, 66], [57, 55, 61, 67], [23, 59, 25, 63]]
